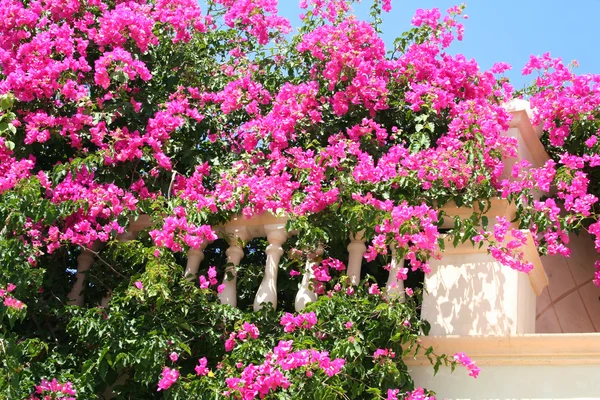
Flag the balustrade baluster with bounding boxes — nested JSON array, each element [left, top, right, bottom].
[[218, 227, 250, 307], [347, 231, 366, 285], [294, 247, 323, 312], [67, 250, 95, 306], [185, 243, 208, 280], [253, 223, 287, 311], [384, 247, 405, 301], [68, 242, 103, 306]]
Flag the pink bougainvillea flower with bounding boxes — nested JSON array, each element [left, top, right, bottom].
[[454, 352, 481, 378], [157, 367, 179, 391], [195, 357, 209, 376]]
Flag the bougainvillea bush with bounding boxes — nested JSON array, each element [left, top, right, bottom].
[[1, 0, 599, 398]]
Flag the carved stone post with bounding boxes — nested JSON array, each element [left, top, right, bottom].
[[185, 243, 208, 280], [68, 242, 103, 306], [218, 227, 250, 307], [347, 231, 366, 285], [384, 247, 405, 301], [254, 223, 287, 311], [294, 247, 323, 312]]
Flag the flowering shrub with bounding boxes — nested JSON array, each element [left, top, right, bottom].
[[27, 378, 77, 400], [0, 0, 597, 398]]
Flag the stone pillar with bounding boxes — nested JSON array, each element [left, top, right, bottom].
[[68, 242, 103, 306], [185, 243, 208, 280], [218, 227, 250, 307], [294, 248, 323, 312], [347, 231, 366, 285], [384, 247, 405, 301], [253, 223, 287, 311]]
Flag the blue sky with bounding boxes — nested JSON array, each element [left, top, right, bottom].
[[276, 0, 600, 90]]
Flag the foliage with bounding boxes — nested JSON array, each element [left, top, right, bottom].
[[0, 0, 598, 398]]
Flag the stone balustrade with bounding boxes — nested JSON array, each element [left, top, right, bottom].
[[69, 208, 549, 335], [67, 100, 566, 337], [66, 211, 404, 312]]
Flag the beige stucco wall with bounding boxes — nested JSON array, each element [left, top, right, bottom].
[[422, 231, 546, 336]]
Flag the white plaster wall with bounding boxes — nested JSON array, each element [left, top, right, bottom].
[[410, 363, 600, 400]]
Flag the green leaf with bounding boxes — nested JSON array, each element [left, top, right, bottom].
[[452, 234, 461, 248], [437, 237, 445, 251], [1, 95, 13, 110], [179, 342, 191, 356], [481, 216, 489, 229], [421, 320, 431, 336]]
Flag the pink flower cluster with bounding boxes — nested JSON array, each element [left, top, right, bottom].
[[0, 283, 25, 310], [507, 53, 600, 285], [453, 352, 480, 378], [471, 217, 534, 273], [0, 137, 34, 195], [199, 266, 219, 289], [94, 48, 152, 90], [157, 367, 179, 391], [27, 378, 76, 400], [388, 387, 436, 400], [297, 18, 391, 116], [373, 348, 396, 360], [0, 0, 205, 100], [224, 340, 345, 398], [299, 0, 351, 23], [363, 201, 440, 274], [523, 53, 600, 147], [0, 0, 209, 186], [150, 207, 217, 252], [312, 257, 346, 282], [367, 283, 381, 295], [215, 0, 291, 45], [195, 357, 210, 376], [225, 322, 260, 352], [280, 312, 318, 333], [41, 167, 138, 249], [152, 0, 209, 43]]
